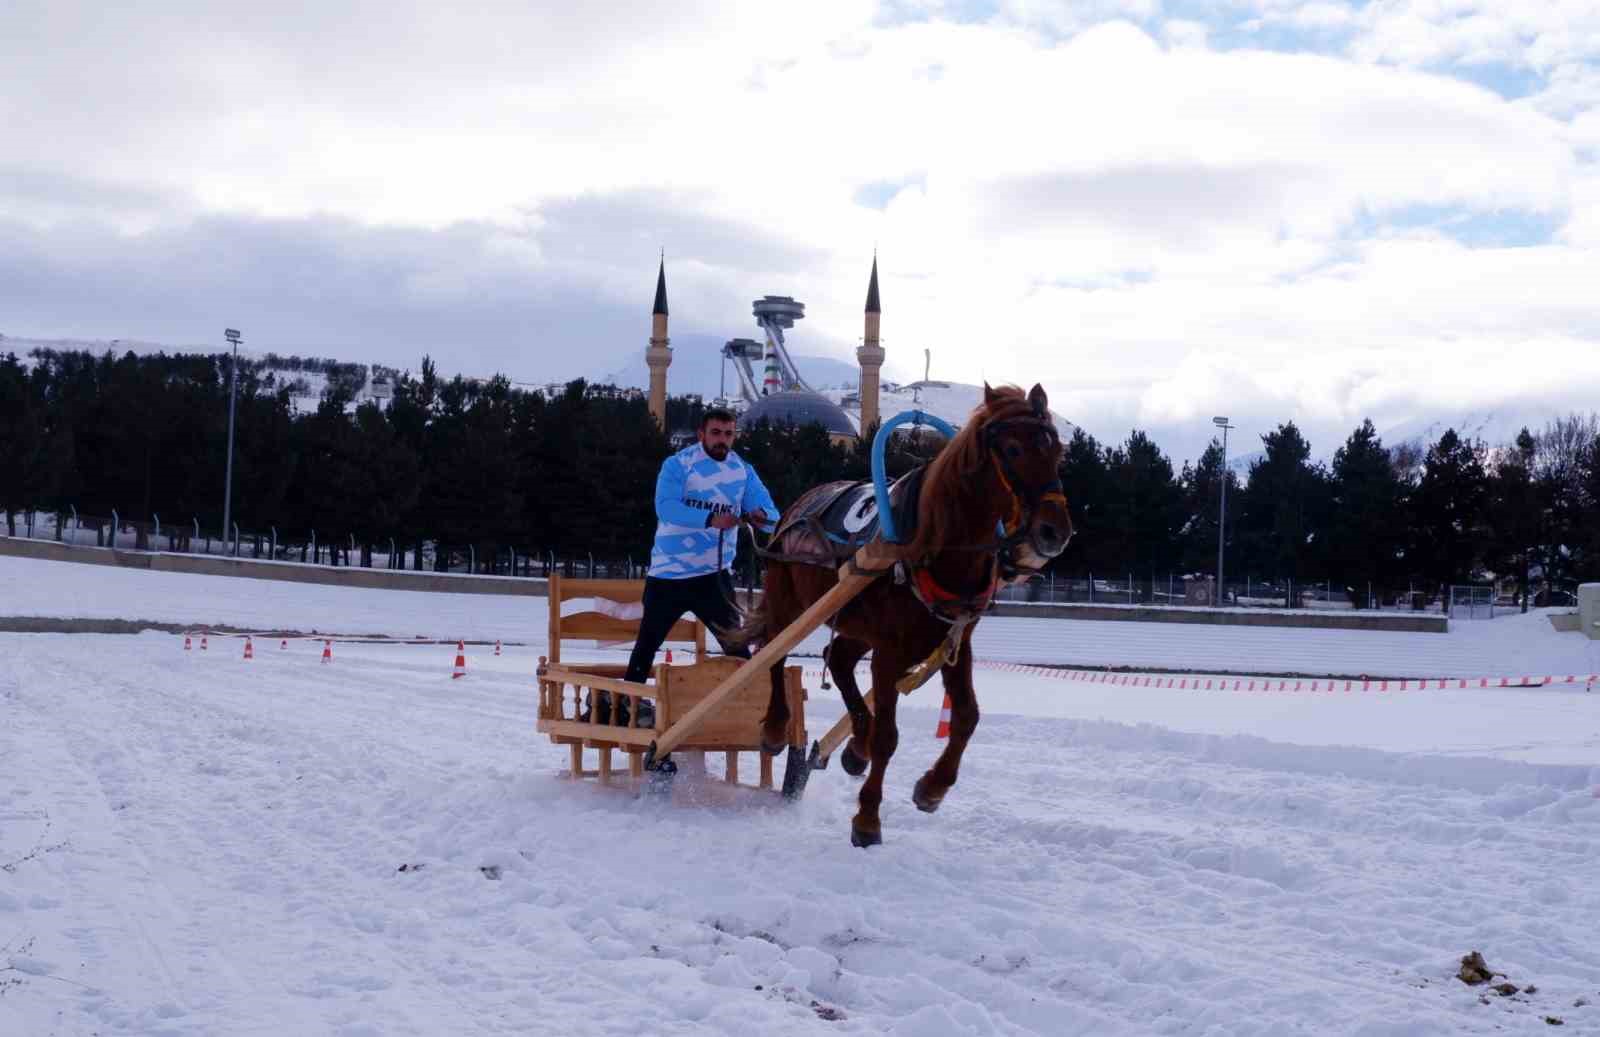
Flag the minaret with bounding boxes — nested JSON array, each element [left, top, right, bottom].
[[646, 257, 671, 429], [856, 254, 885, 433]]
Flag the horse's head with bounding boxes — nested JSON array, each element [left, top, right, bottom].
[[980, 383, 1073, 571]]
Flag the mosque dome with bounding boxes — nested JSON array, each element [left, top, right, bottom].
[[738, 390, 858, 438]]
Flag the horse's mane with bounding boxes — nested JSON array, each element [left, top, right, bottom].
[[901, 385, 1037, 559]]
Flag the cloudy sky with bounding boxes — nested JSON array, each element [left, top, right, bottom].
[[3, 1, 1597, 463]]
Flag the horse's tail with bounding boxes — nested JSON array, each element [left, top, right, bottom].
[[716, 575, 770, 654]]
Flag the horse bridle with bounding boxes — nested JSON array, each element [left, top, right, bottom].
[[982, 415, 1071, 570]]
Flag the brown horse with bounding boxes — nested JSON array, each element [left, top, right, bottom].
[[729, 383, 1072, 847]]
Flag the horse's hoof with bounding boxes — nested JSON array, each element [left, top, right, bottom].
[[912, 776, 944, 814], [840, 743, 868, 777], [850, 825, 882, 848]]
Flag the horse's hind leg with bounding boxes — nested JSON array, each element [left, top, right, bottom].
[[826, 635, 872, 776], [758, 563, 797, 754], [851, 650, 903, 848], [912, 632, 977, 814], [759, 657, 790, 755]]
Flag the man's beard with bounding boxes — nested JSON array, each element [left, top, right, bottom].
[[706, 444, 729, 460]]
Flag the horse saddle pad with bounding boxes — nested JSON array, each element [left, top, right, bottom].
[[771, 465, 927, 564]]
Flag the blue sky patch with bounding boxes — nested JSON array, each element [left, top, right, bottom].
[[1351, 203, 1565, 248], [854, 176, 925, 211]]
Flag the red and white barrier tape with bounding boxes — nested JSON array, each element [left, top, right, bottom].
[[178, 632, 1595, 692], [800, 658, 1598, 692], [972, 660, 1598, 692]]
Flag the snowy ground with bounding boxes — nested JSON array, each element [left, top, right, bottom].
[[4, 558, 1600, 1035], [5, 555, 1599, 680]]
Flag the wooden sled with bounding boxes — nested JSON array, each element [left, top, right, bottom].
[[536, 574, 810, 796]]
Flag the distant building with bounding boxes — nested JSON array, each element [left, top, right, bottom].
[[737, 390, 858, 447]]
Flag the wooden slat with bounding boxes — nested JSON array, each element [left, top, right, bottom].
[[547, 574, 562, 665], [759, 752, 774, 789], [549, 578, 651, 604], [650, 563, 879, 758], [540, 670, 661, 700], [725, 751, 739, 785], [541, 719, 658, 747]]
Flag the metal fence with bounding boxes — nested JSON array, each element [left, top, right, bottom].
[[992, 572, 1503, 617], [2, 509, 647, 581]]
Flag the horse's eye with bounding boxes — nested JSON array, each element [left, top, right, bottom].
[[1004, 442, 1022, 460]]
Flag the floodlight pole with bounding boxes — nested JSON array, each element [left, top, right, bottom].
[[1213, 416, 1234, 607], [223, 328, 241, 554]]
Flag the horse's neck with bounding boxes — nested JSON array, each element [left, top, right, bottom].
[[921, 466, 1004, 590]]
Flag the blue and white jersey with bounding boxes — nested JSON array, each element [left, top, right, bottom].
[[648, 444, 779, 579]]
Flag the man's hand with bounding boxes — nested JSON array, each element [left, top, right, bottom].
[[743, 508, 769, 528], [709, 511, 740, 531]]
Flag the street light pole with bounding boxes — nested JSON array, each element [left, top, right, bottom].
[[1213, 416, 1234, 607], [223, 328, 241, 555]]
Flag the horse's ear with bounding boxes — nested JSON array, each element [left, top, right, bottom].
[[1028, 383, 1048, 418], [984, 382, 1000, 406]]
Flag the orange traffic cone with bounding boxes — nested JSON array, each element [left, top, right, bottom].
[[451, 640, 466, 679], [201, 635, 208, 651], [321, 639, 332, 664], [935, 694, 952, 739], [494, 639, 501, 657], [243, 636, 254, 660], [184, 635, 192, 651]]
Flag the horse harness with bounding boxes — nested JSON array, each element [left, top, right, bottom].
[[894, 412, 1068, 692]]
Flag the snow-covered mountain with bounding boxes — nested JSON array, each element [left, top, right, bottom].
[[815, 379, 1077, 440], [599, 335, 863, 401]]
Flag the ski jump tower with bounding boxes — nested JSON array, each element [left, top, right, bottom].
[[720, 295, 817, 404]]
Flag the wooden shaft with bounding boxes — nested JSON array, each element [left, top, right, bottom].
[[814, 685, 877, 761], [650, 564, 879, 759]]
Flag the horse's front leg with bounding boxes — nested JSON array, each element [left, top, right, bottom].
[[913, 631, 977, 814], [851, 651, 903, 847]]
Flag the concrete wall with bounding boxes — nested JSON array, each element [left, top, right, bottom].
[[1580, 583, 1600, 640], [0, 536, 546, 597], [4, 535, 1448, 633]]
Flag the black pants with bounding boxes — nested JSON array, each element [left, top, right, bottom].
[[624, 571, 751, 683], [591, 572, 751, 726]]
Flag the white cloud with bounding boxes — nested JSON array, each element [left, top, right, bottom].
[[1, 1, 1596, 465], [1350, 1, 1600, 72]]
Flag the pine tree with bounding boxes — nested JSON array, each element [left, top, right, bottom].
[[1177, 439, 1239, 577], [1099, 430, 1183, 591], [1237, 422, 1330, 602], [1055, 428, 1109, 576], [1485, 429, 1537, 611], [1325, 419, 1407, 609], [1410, 428, 1489, 589]]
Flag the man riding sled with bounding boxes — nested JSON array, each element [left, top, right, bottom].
[[594, 407, 779, 727]]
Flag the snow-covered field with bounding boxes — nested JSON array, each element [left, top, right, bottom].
[[5, 555, 1598, 681], [4, 557, 1600, 1035]]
